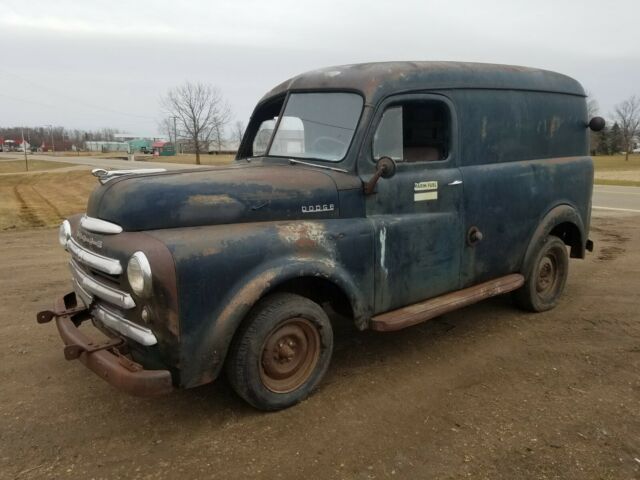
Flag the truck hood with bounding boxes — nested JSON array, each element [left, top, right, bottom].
[[86, 163, 360, 231]]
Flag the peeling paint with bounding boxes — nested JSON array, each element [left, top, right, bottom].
[[379, 227, 388, 278], [188, 194, 237, 206]]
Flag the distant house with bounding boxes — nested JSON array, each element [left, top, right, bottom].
[[41, 140, 74, 152], [128, 138, 152, 152], [152, 140, 175, 156]]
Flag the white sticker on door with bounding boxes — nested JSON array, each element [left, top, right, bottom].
[[414, 181, 438, 201]]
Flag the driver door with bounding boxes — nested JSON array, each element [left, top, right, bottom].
[[361, 93, 464, 314]]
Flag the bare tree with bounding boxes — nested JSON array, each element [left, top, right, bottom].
[[613, 95, 640, 161], [586, 91, 599, 119], [230, 120, 245, 150], [586, 92, 600, 155], [210, 106, 232, 153], [161, 82, 231, 164], [158, 118, 175, 143]]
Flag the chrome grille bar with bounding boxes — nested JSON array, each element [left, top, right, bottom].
[[67, 237, 123, 275], [80, 215, 123, 234], [93, 304, 157, 346], [69, 259, 135, 309]]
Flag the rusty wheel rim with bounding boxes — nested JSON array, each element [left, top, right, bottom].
[[260, 318, 321, 394], [536, 253, 558, 296]]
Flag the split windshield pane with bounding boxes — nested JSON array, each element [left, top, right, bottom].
[[268, 92, 363, 162]]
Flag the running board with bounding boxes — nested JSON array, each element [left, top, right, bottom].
[[370, 274, 525, 332]]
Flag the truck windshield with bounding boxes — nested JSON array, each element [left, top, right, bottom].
[[253, 92, 363, 162]]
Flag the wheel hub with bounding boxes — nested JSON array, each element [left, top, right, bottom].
[[536, 255, 557, 293], [260, 318, 320, 393]]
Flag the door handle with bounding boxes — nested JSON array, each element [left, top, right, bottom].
[[448, 180, 463, 186]]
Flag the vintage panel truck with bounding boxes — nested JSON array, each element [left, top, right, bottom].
[[38, 62, 602, 410]]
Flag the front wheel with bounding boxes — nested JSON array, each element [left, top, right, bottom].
[[226, 293, 333, 410], [514, 235, 569, 312]]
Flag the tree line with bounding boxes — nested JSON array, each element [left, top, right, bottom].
[[590, 95, 640, 160], [0, 126, 122, 150]]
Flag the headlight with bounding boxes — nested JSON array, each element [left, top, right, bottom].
[[58, 220, 71, 248], [127, 251, 152, 297]]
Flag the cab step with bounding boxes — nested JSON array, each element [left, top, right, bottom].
[[370, 273, 525, 332]]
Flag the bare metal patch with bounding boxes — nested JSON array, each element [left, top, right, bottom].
[[187, 194, 236, 205]]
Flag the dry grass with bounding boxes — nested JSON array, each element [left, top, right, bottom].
[[144, 153, 235, 166], [2, 152, 636, 232], [593, 154, 640, 170], [0, 160, 76, 174], [593, 154, 640, 187], [0, 170, 95, 231], [54, 151, 130, 158], [51, 151, 236, 165]]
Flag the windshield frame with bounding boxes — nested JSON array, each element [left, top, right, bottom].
[[252, 89, 365, 164]]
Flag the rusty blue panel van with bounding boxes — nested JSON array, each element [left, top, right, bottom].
[[39, 62, 602, 410]]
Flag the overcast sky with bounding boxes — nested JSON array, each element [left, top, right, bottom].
[[0, 0, 638, 136]]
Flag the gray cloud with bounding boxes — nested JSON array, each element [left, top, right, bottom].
[[0, 0, 637, 134]]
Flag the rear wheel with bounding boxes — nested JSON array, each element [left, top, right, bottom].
[[514, 235, 569, 312], [226, 293, 333, 410]]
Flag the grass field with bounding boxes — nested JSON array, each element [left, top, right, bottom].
[[0, 160, 76, 174], [0, 153, 638, 232], [137, 153, 235, 165], [593, 154, 640, 186], [0, 170, 94, 230], [52, 151, 236, 166]]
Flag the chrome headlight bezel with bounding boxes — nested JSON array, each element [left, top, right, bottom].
[[58, 220, 71, 248], [127, 251, 152, 298]]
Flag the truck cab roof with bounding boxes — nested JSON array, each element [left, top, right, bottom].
[[260, 61, 586, 106]]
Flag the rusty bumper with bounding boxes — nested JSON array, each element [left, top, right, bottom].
[[37, 292, 173, 397]]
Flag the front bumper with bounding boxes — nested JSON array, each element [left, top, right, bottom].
[[37, 292, 173, 397]]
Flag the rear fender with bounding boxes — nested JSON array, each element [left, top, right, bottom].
[[521, 204, 585, 277]]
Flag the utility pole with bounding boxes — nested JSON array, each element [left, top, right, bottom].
[[21, 127, 28, 171], [171, 116, 178, 154], [46, 124, 55, 155]]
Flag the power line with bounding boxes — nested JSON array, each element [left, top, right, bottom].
[[0, 68, 158, 120]]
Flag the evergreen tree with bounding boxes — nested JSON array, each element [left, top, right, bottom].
[[609, 122, 623, 154]]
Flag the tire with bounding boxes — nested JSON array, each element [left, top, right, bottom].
[[514, 235, 569, 312], [226, 293, 333, 411]]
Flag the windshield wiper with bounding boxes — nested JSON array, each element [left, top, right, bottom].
[[288, 158, 348, 173]]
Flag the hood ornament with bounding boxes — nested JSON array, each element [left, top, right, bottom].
[[91, 168, 167, 185]]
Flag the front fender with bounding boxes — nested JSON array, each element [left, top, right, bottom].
[[148, 219, 374, 388], [187, 256, 370, 388]]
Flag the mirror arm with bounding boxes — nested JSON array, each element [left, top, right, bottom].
[[364, 168, 385, 195]]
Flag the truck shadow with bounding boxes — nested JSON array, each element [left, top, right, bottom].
[[131, 293, 522, 420]]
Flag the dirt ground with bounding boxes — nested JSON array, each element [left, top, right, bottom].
[[1, 212, 639, 480]]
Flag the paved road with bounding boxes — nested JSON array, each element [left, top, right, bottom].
[[592, 185, 640, 213]]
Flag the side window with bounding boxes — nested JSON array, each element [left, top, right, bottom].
[[373, 101, 450, 162]]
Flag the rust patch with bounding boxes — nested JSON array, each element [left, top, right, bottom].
[[202, 247, 221, 256], [277, 222, 328, 251], [187, 194, 236, 206]]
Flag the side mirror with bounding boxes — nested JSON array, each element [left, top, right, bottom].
[[588, 116, 606, 132], [364, 157, 397, 195]]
